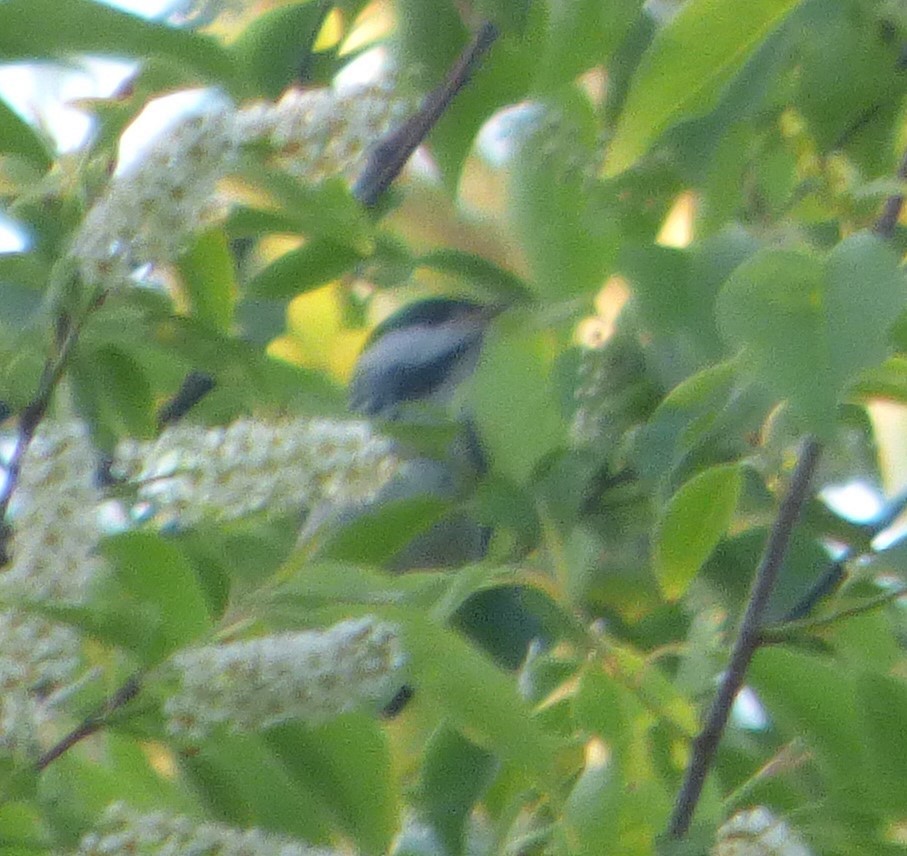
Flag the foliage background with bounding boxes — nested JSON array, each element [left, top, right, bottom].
[[2, 0, 907, 853]]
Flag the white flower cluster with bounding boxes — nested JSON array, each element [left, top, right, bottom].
[[72, 74, 414, 291], [76, 802, 342, 856], [72, 107, 236, 291], [233, 76, 414, 184], [113, 416, 399, 527], [6, 420, 104, 603], [713, 807, 813, 856], [165, 616, 405, 739], [1, 421, 105, 757]]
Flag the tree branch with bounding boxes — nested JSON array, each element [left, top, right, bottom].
[[157, 370, 216, 428], [35, 675, 141, 772], [667, 437, 822, 839], [352, 20, 499, 207]]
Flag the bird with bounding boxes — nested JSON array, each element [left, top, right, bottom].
[[303, 295, 546, 669], [348, 297, 495, 420]]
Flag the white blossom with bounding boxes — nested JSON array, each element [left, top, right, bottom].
[[113, 416, 399, 527], [713, 807, 813, 856], [0, 611, 81, 694], [76, 802, 342, 856], [71, 73, 415, 292], [234, 76, 414, 184], [71, 106, 235, 291], [6, 420, 105, 603], [165, 616, 406, 739], [0, 420, 104, 756]]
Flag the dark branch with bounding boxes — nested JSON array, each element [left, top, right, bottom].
[[35, 675, 141, 772], [157, 371, 217, 428], [352, 20, 499, 207], [873, 145, 907, 239], [667, 437, 822, 839]]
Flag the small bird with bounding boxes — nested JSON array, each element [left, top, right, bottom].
[[343, 297, 494, 570], [344, 296, 546, 670], [298, 297, 493, 568], [348, 297, 495, 420]]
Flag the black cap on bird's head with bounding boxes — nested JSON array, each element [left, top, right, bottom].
[[348, 297, 498, 418]]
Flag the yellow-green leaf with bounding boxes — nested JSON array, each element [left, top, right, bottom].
[[654, 463, 742, 599]]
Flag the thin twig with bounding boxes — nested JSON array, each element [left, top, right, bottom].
[[352, 20, 499, 207], [783, 485, 907, 621], [873, 145, 907, 239], [35, 675, 141, 772], [763, 585, 907, 644], [667, 437, 822, 839]]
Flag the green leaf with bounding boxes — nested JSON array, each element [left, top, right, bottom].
[[272, 560, 447, 613], [245, 239, 363, 300], [748, 647, 866, 798], [510, 95, 618, 300], [535, 0, 643, 92], [232, 1, 331, 98], [824, 231, 906, 392], [0, 802, 45, 856], [855, 671, 907, 812], [318, 496, 453, 567], [717, 233, 905, 434], [418, 249, 533, 304], [177, 229, 236, 332], [654, 463, 741, 600], [398, 610, 557, 781], [795, 0, 905, 152], [239, 167, 373, 250], [0, 0, 239, 93], [0, 98, 51, 171], [850, 356, 907, 404], [417, 726, 496, 856], [633, 360, 739, 485], [574, 668, 628, 748], [179, 734, 333, 843], [602, 0, 803, 176], [75, 344, 157, 440], [265, 717, 397, 855], [102, 532, 213, 663], [395, 0, 468, 89], [563, 756, 622, 854], [0, 252, 52, 293], [470, 321, 566, 483], [226, 205, 309, 239]]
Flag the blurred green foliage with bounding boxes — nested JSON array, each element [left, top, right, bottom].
[[2, 0, 907, 853]]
